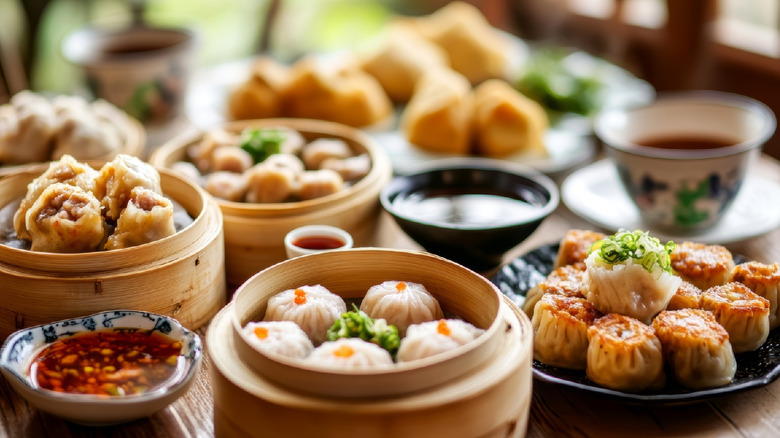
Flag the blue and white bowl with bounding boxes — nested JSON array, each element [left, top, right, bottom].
[[0, 310, 202, 425]]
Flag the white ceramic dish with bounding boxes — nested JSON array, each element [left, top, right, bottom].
[[0, 310, 202, 425], [561, 159, 780, 244]]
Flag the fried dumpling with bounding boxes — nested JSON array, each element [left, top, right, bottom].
[[25, 183, 105, 253], [700, 282, 770, 353], [730, 261, 780, 330], [522, 264, 586, 318], [104, 187, 176, 250], [553, 229, 607, 270], [13, 154, 98, 240], [93, 154, 162, 220], [532, 294, 602, 370], [472, 79, 549, 158], [665, 281, 703, 311], [360, 280, 443, 337], [264, 285, 347, 345], [586, 313, 665, 392], [401, 67, 473, 155], [227, 56, 290, 120], [652, 309, 736, 389], [670, 241, 735, 290]]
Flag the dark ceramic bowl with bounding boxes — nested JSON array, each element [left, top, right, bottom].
[[381, 158, 559, 272]]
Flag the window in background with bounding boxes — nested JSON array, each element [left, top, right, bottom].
[[715, 0, 778, 57]]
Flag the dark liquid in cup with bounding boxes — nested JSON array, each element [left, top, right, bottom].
[[636, 136, 739, 150], [292, 236, 345, 250]]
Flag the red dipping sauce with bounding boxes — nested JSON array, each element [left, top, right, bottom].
[[30, 330, 182, 396], [292, 235, 345, 250]]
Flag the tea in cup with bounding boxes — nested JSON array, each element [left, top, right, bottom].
[[284, 225, 354, 259], [594, 91, 776, 233]]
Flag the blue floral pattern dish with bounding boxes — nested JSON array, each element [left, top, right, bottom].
[[0, 310, 202, 425]]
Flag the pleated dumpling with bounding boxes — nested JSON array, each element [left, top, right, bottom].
[[670, 241, 735, 290], [522, 264, 586, 318], [0, 90, 58, 164], [700, 282, 770, 353], [13, 154, 98, 240], [264, 285, 347, 345], [586, 313, 666, 392], [306, 338, 393, 369], [103, 187, 177, 250], [553, 229, 607, 270], [532, 294, 602, 370], [243, 321, 314, 360], [652, 309, 736, 389], [397, 319, 484, 362], [730, 261, 780, 330], [360, 280, 444, 336], [93, 154, 162, 220], [25, 183, 105, 253]]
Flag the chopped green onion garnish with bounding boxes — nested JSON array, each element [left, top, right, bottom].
[[326, 304, 400, 357], [239, 127, 286, 164], [588, 229, 675, 274]]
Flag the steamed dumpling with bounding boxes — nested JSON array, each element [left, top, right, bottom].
[[93, 154, 162, 220], [25, 183, 105, 253], [103, 187, 176, 250], [264, 285, 347, 345], [306, 338, 393, 369], [0, 90, 58, 164], [397, 319, 484, 362], [360, 280, 444, 336], [243, 320, 314, 360]]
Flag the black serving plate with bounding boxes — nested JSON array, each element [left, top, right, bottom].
[[491, 243, 780, 404]]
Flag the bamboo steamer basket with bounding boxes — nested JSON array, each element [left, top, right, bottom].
[[208, 281, 533, 437], [0, 163, 226, 340], [149, 118, 393, 286], [0, 115, 146, 177]]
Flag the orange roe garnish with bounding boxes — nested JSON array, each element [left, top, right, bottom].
[[294, 288, 307, 305], [333, 345, 354, 358], [437, 320, 451, 336], [395, 282, 407, 292], [253, 327, 269, 340]]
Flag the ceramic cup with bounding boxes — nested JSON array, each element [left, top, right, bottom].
[[62, 24, 196, 125], [594, 91, 776, 233], [284, 225, 354, 259]]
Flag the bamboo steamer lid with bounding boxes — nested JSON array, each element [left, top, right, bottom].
[[149, 118, 393, 286], [0, 164, 227, 340], [208, 295, 533, 438]]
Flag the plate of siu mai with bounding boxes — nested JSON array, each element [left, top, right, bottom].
[[491, 228, 780, 403]]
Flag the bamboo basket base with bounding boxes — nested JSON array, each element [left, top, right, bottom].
[[208, 297, 533, 438]]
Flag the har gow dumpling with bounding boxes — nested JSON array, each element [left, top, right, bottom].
[[360, 280, 444, 336], [397, 319, 484, 362], [243, 320, 314, 360], [103, 187, 176, 250], [25, 182, 105, 253], [264, 285, 347, 345], [93, 154, 162, 220], [306, 338, 393, 369]]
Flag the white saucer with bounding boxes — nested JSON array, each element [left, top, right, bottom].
[[561, 159, 780, 244]]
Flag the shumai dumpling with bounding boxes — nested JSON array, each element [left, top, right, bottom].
[[93, 154, 162, 220], [264, 285, 347, 345], [228, 56, 290, 120], [25, 183, 105, 253], [360, 280, 444, 336], [730, 261, 780, 330], [652, 309, 736, 389], [13, 154, 98, 240], [700, 282, 770, 353], [400, 67, 473, 155], [670, 241, 735, 290], [104, 187, 176, 250], [397, 319, 485, 362], [584, 230, 681, 324], [532, 294, 602, 370], [586, 313, 666, 392], [472, 79, 549, 158]]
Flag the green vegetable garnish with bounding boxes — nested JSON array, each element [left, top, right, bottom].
[[326, 304, 400, 357], [588, 229, 675, 275], [239, 127, 287, 164]]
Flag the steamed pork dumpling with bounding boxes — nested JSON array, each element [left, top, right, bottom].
[[104, 187, 176, 250], [243, 163, 297, 203], [306, 338, 393, 369], [93, 154, 162, 220], [360, 281, 444, 336], [584, 230, 681, 324], [243, 321, 314, 360], [13, 154, 98, 240], [50, 95, 123, 160], [397, 319, 485, 362], [297, 169, 344, 201], [0, 91, 58, 164], [25, 183, 105, 253], [301, 138, 353, 170], [264, 285, 347, 345], [204, 171, 247, 202]]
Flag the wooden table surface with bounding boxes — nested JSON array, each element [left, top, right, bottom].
[[1, 154, 779, 438]]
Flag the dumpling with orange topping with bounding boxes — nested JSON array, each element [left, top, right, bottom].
[[360, 280, 444, 336], [397, 319, 485, 362], [307, 338, 393, 369], [264, 285, 347, 345], [242, 321, 314, 359]]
